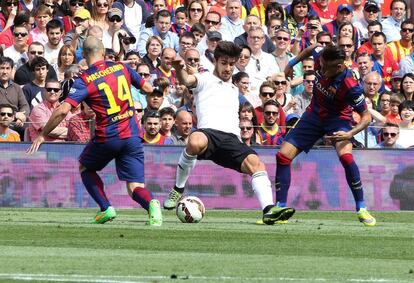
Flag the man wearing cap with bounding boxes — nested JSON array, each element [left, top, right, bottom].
[[381, 0, 407, 43], [234, 14, 275, 53], [63, 8, 91, 52], [323, 4, 359, 44], [199, 31, 221, 72], [354, 0, 380, 42], [387, 19, 414, 64], [391, 70, 402, 93], [104, 8, 134, 53]]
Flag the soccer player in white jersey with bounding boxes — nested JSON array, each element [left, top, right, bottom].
[[164, 41, 295, 225]]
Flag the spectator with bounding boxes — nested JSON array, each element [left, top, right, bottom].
[[272, 27, 301, 76], [14, 41, 57, 85], [357, 20, 382, 54], [124, 51, 141, 72], [254, 80, 276, 124], [137, 10, 179, 57], [391, 70, 402, 93], [67, 101, 95, 142], [3, 24, 29, 69], [338, 36, 357, 70], [44, 19, 64, 65], [151, 47, 176, 86], [396, 100, 414, 148], [363, 71, 382, 107], [400, 73, 414, 101], [112, 0, 149, 44], [286, 0, 310, 39], [353, 0, 380, 43], [159, 106, 175, 137], [387, 19, 413, 64], [399, 34, 414, 76], [0, 57, 30, 135], [187, 0, 205, 27], [257, 99, 283, 145], [144, 0, 167, 28], [30, 5, 53, 45], [0, 104, 20, 142], [323, 4, 358, 45], [310, 0, 336, 24], [369, 93, 402, 125], [196, 11, 221, 53], [53, 44, 77, 82], [133, 100, 144, 125], [239, 117, 259, 146], [370, 32, 398, 89], [292, 15, 322, 55], [353, 96, 379, 148], [63, 8, 91, 53], [375, 123, 404, 148], [296, 70, 314, 116], [190, 22, 206, 46], [0, 1, 20, 32], [381, 0, 407, 43], [234, 14, 275, 53], [184, 48, 203, 75], [234, 44, 251, 73], [165, 110, 192, 145], [233, 71, 260, 107], [142, 110, 167, 144], [0, 11, 34, 50], [351, 0, 364, 22], [145, 78, 168, 112], [356, 51, 374, 82], [141, 35, 163, 72], [177, 32, 196, 59], [219, 0, 244, 41], [200, 31, 221, 72], [245, 26, 279, 95], [61, 0, 85, 33], [266, 15, 284, 39], [60, 64, 81, 102], [22, 56, 49, 110], [28, 80, 72, 141], [337, 21, 359, 49], [208, 0, 227, 18], [170, 7, 191, 35], [252, 2, 285, 27], [89, 0, 111, 32], [271, 72, 298, 115], [131, 62, 151, 108]]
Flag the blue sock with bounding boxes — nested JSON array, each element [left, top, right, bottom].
[[275, 152, 292, 206], [339, 154, 365, 211], [81, 170, 110, 211]]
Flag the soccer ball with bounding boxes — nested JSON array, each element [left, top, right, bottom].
[[176, 196, 205, 223]]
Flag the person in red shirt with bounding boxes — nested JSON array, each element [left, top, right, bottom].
[[142, 110, 167, 144], [310, 0, 336, 24], [67, 102, 96, 143]]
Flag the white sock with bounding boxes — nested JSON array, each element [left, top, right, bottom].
[[175, 150, 197, 189], [251, 171, 274, 209]]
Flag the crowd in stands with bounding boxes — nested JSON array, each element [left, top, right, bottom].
[[0, 0, 413, 148]]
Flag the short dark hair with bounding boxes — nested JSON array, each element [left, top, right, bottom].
[[0, 57, 14, 68], [214, 41, 242, 61], [190, 22, 206, 35], [316, 31, 332, 41], [398, 100, 414, 116], [143, 110, 161, 123], [390, 0, 407, 10], [125, 50, 140, 59], [367, 20, 382, 30], [175, 6, 187, 17], [180, 31, 196, 43], [303, 70, 315, 79], [370, 31, 387, 43], [46, 19, 63, 33], [321, 45, 346, 62], [383, 122, 400, 130], [232, 71, 249, 84], [263, 99, 280, 109], [159, 107, 176, 119], [0, 104, 16, 114], [155, 10, 171, 21], [30, 56, 49, 71]]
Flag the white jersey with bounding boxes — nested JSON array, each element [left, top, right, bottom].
[[193, 72, 241, 138]]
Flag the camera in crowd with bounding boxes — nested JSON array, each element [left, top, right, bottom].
[[118, 33, 136, 45]]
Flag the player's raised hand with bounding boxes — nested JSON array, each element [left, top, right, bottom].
[[172, 59, 185, 70], [27, 135, 45, 154], [324, 131, 352, 142]]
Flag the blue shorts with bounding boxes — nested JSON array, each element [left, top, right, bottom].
[[285, 112, 353, 152], [79, 136, 144, 182]]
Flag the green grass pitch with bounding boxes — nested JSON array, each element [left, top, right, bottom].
[[0, 208, 414, 283]]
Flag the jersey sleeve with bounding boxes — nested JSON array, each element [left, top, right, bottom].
[[125, 64, 145, 90], [346, 83, 367, 114], [192, 72, 206, 94], [64, 77, 88, 108]]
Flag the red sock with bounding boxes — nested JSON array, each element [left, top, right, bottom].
[[131, 187, 153, 211]]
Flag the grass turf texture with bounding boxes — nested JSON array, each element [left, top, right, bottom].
[[0, 209, 414, 283]]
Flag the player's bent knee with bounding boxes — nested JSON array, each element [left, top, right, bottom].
[[276, 151, 292, 166], [241, 154, 264, 174], [339, 153, 354, 166], [187, 132, 208, 154]]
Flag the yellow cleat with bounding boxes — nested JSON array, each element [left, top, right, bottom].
[[357, 208, 376, 227]]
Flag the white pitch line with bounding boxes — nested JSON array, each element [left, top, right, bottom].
[[0, 274, 410, 283]]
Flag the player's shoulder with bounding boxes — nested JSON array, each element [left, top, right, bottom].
[[342, 69, 360, 89]]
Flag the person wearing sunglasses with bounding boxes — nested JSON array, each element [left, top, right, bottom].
[[281, 44, 376, 226], [0, 56, 30, 134], [165, 41, 296, 224], [63, 8, 91, 53], [353, 0, 380, 43], [258, 99, 283, 146], [0, 104, 20, 142], [387, 19, 414, 64], [239, 117, 259, 147], [3, 24, 29, 70], [0, 1, 21, 32], [90, 0, 112, 32], [374, 123, 403, 148]]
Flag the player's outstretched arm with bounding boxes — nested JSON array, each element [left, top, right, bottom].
[[27, 102, 72, 154], [172, 59, 197, 88], [285, 43, 320, 78]]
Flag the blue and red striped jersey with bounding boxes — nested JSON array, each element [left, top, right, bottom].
[[65, 60, 145, 142], [307, 55, 367, 121]]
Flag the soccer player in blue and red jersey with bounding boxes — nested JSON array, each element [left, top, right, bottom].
[[277, 44, 376, 227], [28, 36, 163, 226]]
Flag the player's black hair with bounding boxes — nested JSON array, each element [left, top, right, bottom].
[[30, 56, 49, 71], [321, 45, 346, 62], [214, 41, 242, 61]]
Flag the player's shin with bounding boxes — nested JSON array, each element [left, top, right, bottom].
[[339, 153, 365, 211], [275, 151, 292, 207], [81, 170, 110, 211], [131, 187, 153, 211], [251, 171, 274, 210], [175, 149, 197, 191]]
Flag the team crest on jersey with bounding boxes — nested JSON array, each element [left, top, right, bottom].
[[69, 88, 76, 94]]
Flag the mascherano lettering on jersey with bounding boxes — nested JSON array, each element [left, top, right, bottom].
[[85, 64, 125, 83]]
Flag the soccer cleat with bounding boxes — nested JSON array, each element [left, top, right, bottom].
[[163, 188, 182, 210], [92, 206, 116, 224], [147, 199, 163, 226], [255, 219, 288, 225], [357, 208, 376, 227], [262, 206, 295, 225]]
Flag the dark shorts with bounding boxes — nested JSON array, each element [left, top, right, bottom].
[[196, 128, 257, 173], [79, 136, 145, 182], [285, 112, 353, 152]]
